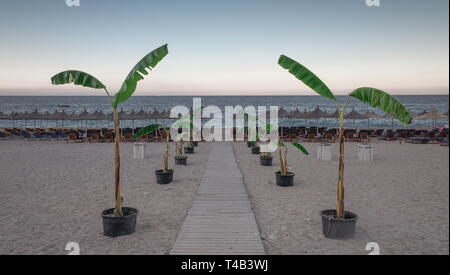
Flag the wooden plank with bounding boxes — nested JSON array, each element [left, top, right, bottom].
[[170, 142, 265, 255]]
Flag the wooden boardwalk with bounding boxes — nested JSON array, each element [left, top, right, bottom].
[[170, 142, 265, 255]]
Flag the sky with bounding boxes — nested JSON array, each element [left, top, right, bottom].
[[0, 0, 448, 96]]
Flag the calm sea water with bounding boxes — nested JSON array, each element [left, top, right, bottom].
[[0, 95, 448, 129]]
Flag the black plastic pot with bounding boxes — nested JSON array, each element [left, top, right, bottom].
[[175, 156, 188, 165], [184, 147, 194, 154], [193, 141, 199, 147], [320, 209, 358, 239], [155, 169, 174, 184], [101, 207, 138, 237], [275, 171, 295, 187], [247, 141, 254, 148], [260, 156, 273, 166], [251, 146, 260, 154]]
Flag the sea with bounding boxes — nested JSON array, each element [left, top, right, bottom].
[[0, 95, 448, 129]]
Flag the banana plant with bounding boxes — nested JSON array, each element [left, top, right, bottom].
[[278, 55, 412, 218], [133, 125, 171, 173], [278, 141, 309, 175], [256, 117, 309, 173], [51, 44, 169, 216]]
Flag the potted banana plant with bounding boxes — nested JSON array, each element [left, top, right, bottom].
[[51, 44, 169, 237], [251, 143, 260, 155], [278, 55, 412, 239], [259, 151, 273, 166], [134, 127, 174, 184], [175, 141, 188, 165], [276, 141, 309, 187]]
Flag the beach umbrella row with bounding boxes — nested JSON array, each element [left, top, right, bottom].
[[2, 107, 448, 129], [0, 109, 172, 121]]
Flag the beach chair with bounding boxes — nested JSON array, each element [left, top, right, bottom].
[[323, 132, 336, 143], [360, 132, 369, 142], [305, 133, 316, 142], [67, 132, 84, 143], [345, 131, 355, 142], [122, 132, 133, 142], [21, 131, 33, 139]]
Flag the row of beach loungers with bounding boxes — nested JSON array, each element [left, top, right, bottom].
[[1, 127, 448, 146]]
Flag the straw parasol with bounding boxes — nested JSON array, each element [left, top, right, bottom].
[[303, 106, 330, 132], [363, 111, 383, 130], [0, 111, 9, 120], [345, 108, 367, 129], [382, 113, 398, 130], [278, 108, 289, 119], [417, 109, 448, 128], [288, 108, 305, 119], [345, 108, 367, 120]]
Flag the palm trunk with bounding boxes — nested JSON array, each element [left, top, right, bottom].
[[113, 108, 123, 216], [336, 125, 345, 218]]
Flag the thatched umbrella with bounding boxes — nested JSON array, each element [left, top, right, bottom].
[[413, 110, 428, 119], [289, 108, 305, 119], [363, 111, 383, 130], [345, 108, 367, 129], [22, 109, 43, 129], [303, 106, 330, 132], [417, 109, 448, 128], [383, 113, 397, 130], [0, 111, 9, 120], [279, 108, 290, 119]]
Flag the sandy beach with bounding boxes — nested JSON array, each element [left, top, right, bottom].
[[0, 141, 210, 255], [0, 139, 448, 255], [233, 140, 449, 255]]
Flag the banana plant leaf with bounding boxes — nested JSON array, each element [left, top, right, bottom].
[[349, 87, 413, 126], [278, 141, 309, 156], [278, 55, 336, 101], [133, 124, 160, 139], [114, 44, 169, 107], [291, 142, 309, 155], [51, 70, 106, 89]]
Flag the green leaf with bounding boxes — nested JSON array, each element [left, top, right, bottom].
[[114, 44, 169, 107], [349, 87, 413, 126], [51, 70, 106, 89], [291, 142, 309, 156], [133, 124, 160, 139], [278, 55, 336, 101]]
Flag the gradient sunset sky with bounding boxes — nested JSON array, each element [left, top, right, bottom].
[[0, 0, 448, 96]]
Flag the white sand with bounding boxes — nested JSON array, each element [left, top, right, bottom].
[[233, 140, 449, 255], [0, 141, 210, 255]]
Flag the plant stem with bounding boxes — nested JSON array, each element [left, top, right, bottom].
[[163, 130, 169, 173], [113, 107, 123, 216], [279, 149, 284, 175], [336, 96, 351, 219]]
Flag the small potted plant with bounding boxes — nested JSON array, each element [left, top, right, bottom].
[[276, 141, 309, 187], [259, 151, 273, 166], [251, 143, 260, 154], [184, 143, 195, 154], [279, 55, 412, 238], [51, 44, 169, 237], [175, 141, 188, 165], [135, 127, 174, 184]]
